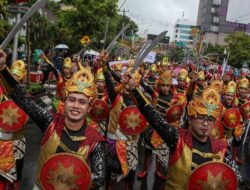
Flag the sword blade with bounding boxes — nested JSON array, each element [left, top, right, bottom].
[[105, 24, 130, 53], [1, 0, 46, 49], [130, 30, 167, 74], [243, 120, 250, 146]]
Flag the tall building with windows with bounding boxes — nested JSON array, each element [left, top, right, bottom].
[[173, 17, 196, 47], [197, 0, 250, 45]]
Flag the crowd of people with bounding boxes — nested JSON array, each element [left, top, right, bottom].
[[0, 45, 249, 190]]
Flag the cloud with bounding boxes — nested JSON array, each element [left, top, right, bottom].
[[118, 0, 199, 40]]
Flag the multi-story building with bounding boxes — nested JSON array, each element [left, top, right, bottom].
[[173, 17, 196, 47], [197, 0, 250, 45]]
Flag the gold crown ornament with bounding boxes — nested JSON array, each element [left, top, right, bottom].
[[188, 87, 221, 118], [127, 59, 135, 69], [124, 68, 142, 86], [64, 69, 97, 101], [150, 64, 157, 73], [237, 77, 249, 89], [95, 68, 105, 81], [10, 60, 27, 81], [211, 80, 224, 94], [224, 81, 237, 94], [178, 68, 188, 81], [80, 35, 91, 46], [157, 71, 172, 86], [114, 63, 123, 71], [63, 57, 73, 69], [162, 57, 169, 66], [198, 70, 205, 80]]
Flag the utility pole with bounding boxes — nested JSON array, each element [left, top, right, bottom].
[[121, 8, 129, 41]]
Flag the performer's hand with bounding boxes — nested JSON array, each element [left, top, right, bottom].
[[0, 49, 7, 71]]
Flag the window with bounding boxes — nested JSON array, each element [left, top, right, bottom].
[[176, 24, 192, 29], [213, 0, 221, 5], [180, 35, 192, 40], [180, 30, 191, 34], [211, 25, 219, 32], [211, 7, 217, 13], [213, 16, 219, 23]]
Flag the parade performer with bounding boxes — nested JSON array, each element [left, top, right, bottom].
[[173, 68, 189, 95], [52, 57, 74, 113], [101, 53, 147, 190], [0, 49, 106, 190], [0, 59, 28, 190], [138, 70, 185, 180], [88, 68, 110, 137], [236, 77, 249, 107], [126, 75, 242, 189], [144, 63, 158, 89], [192, 70, 207, 98]]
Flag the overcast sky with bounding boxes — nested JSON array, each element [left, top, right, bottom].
[[118, 0, 250, 40]]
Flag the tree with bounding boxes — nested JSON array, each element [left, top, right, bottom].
[[0, 0, 10, 43], [225, 31, 250, 68]]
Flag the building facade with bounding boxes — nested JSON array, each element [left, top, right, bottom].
[[197, 0, 250, 45], [173, 17, 196, 47]]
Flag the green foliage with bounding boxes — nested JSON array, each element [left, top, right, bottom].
[[0, 19, 10, 42], [225, 31, 250, 68]]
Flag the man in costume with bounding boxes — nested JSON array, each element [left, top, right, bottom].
[[138, 70, 185, 180], [0, 49, 106, 190], [144, 63, 158, 89], [52, 57, 74, 113], [0, 59, 28, 190], [173, 68, 189, 95], [236, 77, 249, 107], [125, 75, 242, 189], [101, 52, 147, 190], [192, 70, 206, 98]]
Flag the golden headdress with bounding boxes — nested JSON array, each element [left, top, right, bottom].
[[198, 70, 205, 80], [114, 63, 122, 71], [125, 68, 141, 86], [10, 60, 27, 81], [95, 68, 105, 81], [63, 57, 73, 69], [64, 68, 97, 101], [178, 68, 188, 81], [237, 77, 249, 89], [127, 59, 135, 69], [211, 80, 224, 94], [224, 81, 237, 94], [188, 86, 221, 118], [157, 71, 172, 86], [162, 57, 169, 66], [150, 64, 157, 73]]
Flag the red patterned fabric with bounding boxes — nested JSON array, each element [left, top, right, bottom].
[[210, 138, 227, 154], [81, 122, 105, 147]]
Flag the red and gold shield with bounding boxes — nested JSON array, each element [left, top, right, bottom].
[[119, 106, 147, 135], [188, 162, 237, 190], [166, 105, 184, 124], [40, 153, 91, 190], [240, 101, 250, 120], [222, 108, 241, 129], [0, 100, 27, 132], [89, 99, 110, 121], [210, 121, 224, 139]]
